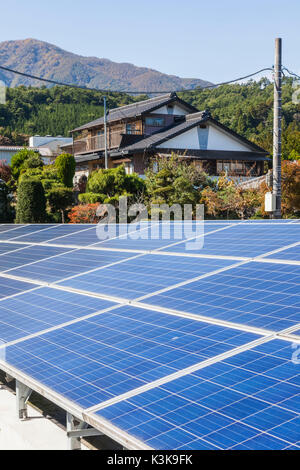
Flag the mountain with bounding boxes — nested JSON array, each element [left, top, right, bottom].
[[0, 39, 212, 92]]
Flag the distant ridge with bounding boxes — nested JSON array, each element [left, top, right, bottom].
[[0, 38, 213, 93]]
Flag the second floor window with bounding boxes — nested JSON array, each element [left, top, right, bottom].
[[145, 117, 165, 127], [126, 123, 137, 134]]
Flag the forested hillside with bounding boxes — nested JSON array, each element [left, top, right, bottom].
[[180, 78, 300, 160], [0, 78, 299, 159], [0, 86, 143, 142]]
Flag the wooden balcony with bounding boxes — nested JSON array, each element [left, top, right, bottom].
[[73, 130, 142, 155]]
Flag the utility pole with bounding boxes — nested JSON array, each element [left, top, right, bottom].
[[103, 96, 108, 169], [272, 37, 282, 218]]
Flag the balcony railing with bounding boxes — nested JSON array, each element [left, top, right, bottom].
[[73, 130, 142, 155]]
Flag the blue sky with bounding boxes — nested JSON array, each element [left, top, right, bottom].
[[1, 0, 299, 83]]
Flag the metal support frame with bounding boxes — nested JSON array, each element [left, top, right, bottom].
[[16, 380, 32, 419], [67, 412, 102, 450]]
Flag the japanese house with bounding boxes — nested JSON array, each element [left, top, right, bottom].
[[68, 93, 269, 181]]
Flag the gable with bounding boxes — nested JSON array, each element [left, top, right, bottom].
[[157, 122, 255, 152], [207, 124, 253, 151], [150, 103, 188, 116]]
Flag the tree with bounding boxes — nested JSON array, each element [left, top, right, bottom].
[[68, 203, 101, 223], [201, 175, 260, 219], [0, 160, 11, 182], [86, 165, 146, 205], [11, 149, 41, 180], [22, 153, 44, 171], [48, 187, 74, 223], [145, 154, 212, 213], [0, 180, 13, 222], [55, 153, 76, 187], [259, 161, 300, 218], [15, 178, 46, 223]]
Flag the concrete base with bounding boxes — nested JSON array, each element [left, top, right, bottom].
[[0, 387, 88, 450]]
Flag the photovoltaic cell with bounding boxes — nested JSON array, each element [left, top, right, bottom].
[[2, 305, 260, 408], [162, 224, 300, 257], [11, 224, 94, 243], [0, 242, 30, 256], [0, 275, 37, 299], [0, 245, 72, 272], [8, 249, 138, 283], [59, 254, 236, 300], [96, 339, 300, 450], [45, 223, 153, 247], [143, 261, 300, 331], [0, 224, 56, 241], [91, 223, 226, 252], [264, 245, 300, 262], [0, 287, 116, 343], [0, 224, 24, 233]]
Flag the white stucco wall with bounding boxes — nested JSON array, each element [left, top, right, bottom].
[[158, 127, 200, 149], [157, 123, 253, 152], [207, 124, 251, 151], [151, 104, 188, 116]]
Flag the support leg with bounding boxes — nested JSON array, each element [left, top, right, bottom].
[[66, 413, 88, 450], [16, 380, 32, 419]]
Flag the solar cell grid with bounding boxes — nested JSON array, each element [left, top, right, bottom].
[[0, 244, 72, 272], [11, 224, 95, 243], [264, 244, 300, 262], [162, 224, 300, 257], [96, 339, 300, 450], [0, 224, 56, 241], [1, 305, 260, 408], [0, 275, 37, 300], [143, 261, 300, 332], [0, 242, 30, 256], [0, 287, 116, 343], [58, 254, 236, 300], [6, 248, 139, 283]]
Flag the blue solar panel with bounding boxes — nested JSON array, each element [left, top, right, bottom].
[[59, 254, 235, 300], [0, 242, 30, 256], [2, 305, 260, 408], [96, 339, 300, 450], [6, 248, 138, 283], [11, 224, 93, 243], [0, 224, 56, 240], [264, 245, 300, 262], [45, 223, 152, 247], [0, 245, 72, 272], [0, 275, 37, 299], [90, 222, 227, 252], [0, 224, 24, 233], [0, 287, 116, 343], [162, 224, 300, 257], [143, 261, 300, 331]]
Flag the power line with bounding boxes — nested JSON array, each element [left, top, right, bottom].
[[0, 64, 273, 95], [282, 66, 300, 81]]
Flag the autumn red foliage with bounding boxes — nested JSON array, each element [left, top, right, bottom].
[[0, 160, 12, 182], [68, 203, 101, 223]]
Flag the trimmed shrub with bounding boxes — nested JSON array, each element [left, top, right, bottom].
[[78, 192, 104, 204], [55, 153, 76, 187], [48, 187, 74, 223], [16, 178, 46, 223]]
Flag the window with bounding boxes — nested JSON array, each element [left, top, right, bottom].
[[126, 123, 137, 135], [145, 117, 165, 127], [125, 162, 134, 174]]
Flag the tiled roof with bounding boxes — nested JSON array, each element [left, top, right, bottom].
[[71, 93, 197, 132], [113, 111, 267, 155]]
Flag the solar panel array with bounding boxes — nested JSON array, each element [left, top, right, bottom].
[[0, 220, 299, 450]]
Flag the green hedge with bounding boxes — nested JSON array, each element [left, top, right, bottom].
[[16, 178, 46, 223]]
